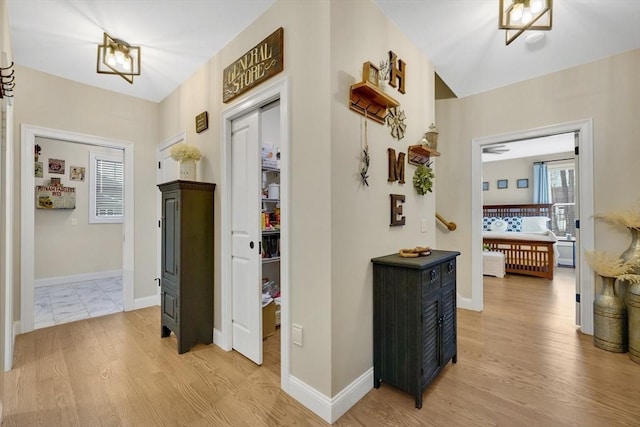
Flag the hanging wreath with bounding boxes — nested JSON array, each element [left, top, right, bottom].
[[413, 162, 434, 195], [386, 107, 406, 140]]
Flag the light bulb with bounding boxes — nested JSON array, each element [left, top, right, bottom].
[[510, 3, 523, 22], [530, 0, 544, 14], [106, 50, 116, 67], [522, 8, 533, 24], [115, 49, 125, 65], [122, 60, 131, 71]]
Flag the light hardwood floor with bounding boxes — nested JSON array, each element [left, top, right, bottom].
[[2, 268, 639, 426]]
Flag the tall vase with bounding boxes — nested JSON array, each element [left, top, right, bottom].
[[619, 227, 640, 363], [180, 159, 197, 181], [593, 275, 627, 353]]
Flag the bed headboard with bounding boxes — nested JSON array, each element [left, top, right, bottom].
[[483, 204, 552, 218]]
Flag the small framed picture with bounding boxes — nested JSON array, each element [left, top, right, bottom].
[[517, 178, 529, 189], [70, 166, 86, 181], [497, 179, 508, 189], [362, 61, 379, 87], [48, 158, 65, 174], [482, 181, 489, 191], [50, 177, 61, 187], [35, 161, 43, 178]]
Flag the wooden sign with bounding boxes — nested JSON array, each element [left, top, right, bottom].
[[387, 148, 405, 183], [223, 27, 284, 103], [388, 51, 406, 94], [36, 185, 76, 209], [390, 194, 406, 226], [195, 111, 209, 133]]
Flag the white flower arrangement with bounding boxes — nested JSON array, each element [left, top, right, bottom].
[[595, 203, 640, 229], [170, 143, 203, 162], [584, 250, 637, 278]]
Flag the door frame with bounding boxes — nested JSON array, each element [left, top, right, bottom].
[[471, 119, 595, 335], [220, 77, 290, 391], [156, 130, 186, 291], [20, 125, 135, 333], [2, 96, 14, 371]]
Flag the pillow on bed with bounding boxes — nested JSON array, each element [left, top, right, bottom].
[[490, 219, 508, 232], [521, 216, 550, 232], [483, 217, 500, 231], [503, 216, 522, 232]]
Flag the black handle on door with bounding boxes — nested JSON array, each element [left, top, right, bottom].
[[250, 241, 254, 249]]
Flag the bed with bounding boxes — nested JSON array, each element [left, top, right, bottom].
[[482, 204, 557, 280]]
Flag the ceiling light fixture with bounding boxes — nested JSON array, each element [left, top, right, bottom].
[[499, 0, 553, 45], [96, 32, 141, 84]]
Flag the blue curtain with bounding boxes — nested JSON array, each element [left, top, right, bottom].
[[533, 163, 551, 204]]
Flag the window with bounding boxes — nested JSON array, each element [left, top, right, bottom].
[[548, 162, 575, 237], [89, 150, 124, 223]]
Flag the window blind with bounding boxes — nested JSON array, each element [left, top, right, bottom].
[[95, 158, 124, 217]]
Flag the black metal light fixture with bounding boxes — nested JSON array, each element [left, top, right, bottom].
[[499, 0, 553, 45], [96, 33, 141, 84]]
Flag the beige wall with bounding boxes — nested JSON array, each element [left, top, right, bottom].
[[436, 49, 640, 299], [482, 152, 574, 205], [34, 137, 122, 279], [158, 0, 333, 395], [12, 66, 160, 315], [329, 0, 436, 395]]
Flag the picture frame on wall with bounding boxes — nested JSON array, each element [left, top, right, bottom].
[[497, 179, 508, 189], [48, 158, 65, 174], [35, 161, 43, 178], [70, 166, 86, 181], [517, 178, 529, 189], [482, 181, 489, 191]]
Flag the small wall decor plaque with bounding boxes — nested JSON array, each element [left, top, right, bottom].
[[35, 161, 43, 178], [36, 185, 76, 209], [195, 111, 209, 133], [390, 194, 406, 226], [48, 158, 65, 174], [386, 107, 406, 140], [70, 166, 86, 181], [387, 148, 406, 183], [497, 179, 508, 189], [517, 178, 529, 189], [482, 181, 489, 191]]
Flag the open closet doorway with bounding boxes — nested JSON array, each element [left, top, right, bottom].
[[220, 78, 290, 392], [20, 125, 135, 333], [471, 120, 595, 335]]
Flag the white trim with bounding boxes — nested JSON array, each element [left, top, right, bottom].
[[134, 294, 160, 310], [213, 328, 227, 349], [456, 295, 475, 311], [35, 270, 123, 288], [471, 119, 595, 334], [159, 129, 187, 151], [220, 77, 291, 391], [288, 368, 374, 424], [11, 321, 20, 361], [20, 125, 135, 333], [2, 95, 14, 371]]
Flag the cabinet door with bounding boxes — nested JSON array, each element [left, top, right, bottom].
[[421, 292, 440, 385], [441, 282, 457, 365], [161, 191, 180, 291], [161, 288, 178, 326]]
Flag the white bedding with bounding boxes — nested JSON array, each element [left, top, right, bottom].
[[483, 229, 559, 266]]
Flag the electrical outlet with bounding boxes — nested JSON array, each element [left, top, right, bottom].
[[292, 323, 303, 347], [421, 218, 428, 233]]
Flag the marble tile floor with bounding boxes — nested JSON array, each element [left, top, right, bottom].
[[34, 276, 123, 329]]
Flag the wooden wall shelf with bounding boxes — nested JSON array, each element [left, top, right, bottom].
[[349, 81, 399, 124], [408, 145, 440, 165]]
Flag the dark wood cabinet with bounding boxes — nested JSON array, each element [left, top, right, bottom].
[[371, 250, 460, 408], [158, 180, 216, 354]]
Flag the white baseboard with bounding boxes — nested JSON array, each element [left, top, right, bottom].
[[35, 270, 122, 288], [213, 328, 231, 351], [133, 293, 160, 310], [288, 368, 373, 424], [457, 294, 479, 311]]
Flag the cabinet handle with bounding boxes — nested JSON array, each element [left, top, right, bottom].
[[430, 270, 436, 281], [448, 262, 454, 273], [155, 278, 161, 287]]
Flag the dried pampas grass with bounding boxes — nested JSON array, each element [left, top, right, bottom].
[[584, 250, 637, 277], [617, 274, 640, 284], [595, 203, 640, 229]]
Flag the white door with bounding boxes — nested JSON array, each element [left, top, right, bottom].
[[231, 110, 263, 364], [573, 132, 581, 325]]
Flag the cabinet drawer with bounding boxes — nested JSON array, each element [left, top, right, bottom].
[[441, 259, 456, 285], [422, 266, 441, 295]]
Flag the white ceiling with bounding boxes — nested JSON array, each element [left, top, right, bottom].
[[6, 0, 640, 103], [481, 133, 575, 163]]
